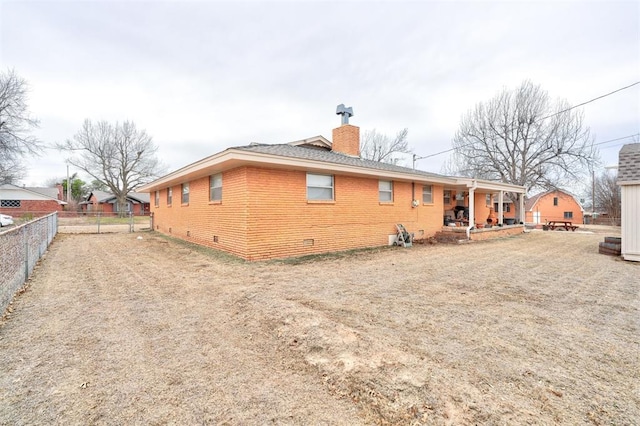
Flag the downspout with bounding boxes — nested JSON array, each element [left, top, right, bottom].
[[466, 179, 477, 239]]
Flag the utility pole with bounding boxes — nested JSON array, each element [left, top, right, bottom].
[[66, 165, 70, 203], [591, 169, 595, 219]]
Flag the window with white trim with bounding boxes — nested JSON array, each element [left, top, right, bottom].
[[154, 191, 159, 207], [422, 185, 433, 204], [167, 187, 172, 205], [443, 190, 451, 205], [181, 183, 189, 204], [379, 180, 393, 202], [307, 173, 334, 201], [210, 173, 222, 201]]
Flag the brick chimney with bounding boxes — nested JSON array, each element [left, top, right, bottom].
[[55, 184, 64, 201], [332, 124, 360, 157]]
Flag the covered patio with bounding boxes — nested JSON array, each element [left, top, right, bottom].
[[438, 179, 526, 241]]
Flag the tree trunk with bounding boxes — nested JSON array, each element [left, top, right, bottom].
[[117, 194, 128, 218]]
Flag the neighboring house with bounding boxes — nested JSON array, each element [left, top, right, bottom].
[[617, 143, 640, 262], [138, 119, 526, 261], [524, 189, 584, 225], [0, 183, 67, 216], [80, 191, 150, 215]]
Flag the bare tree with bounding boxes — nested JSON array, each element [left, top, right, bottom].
[[58, 120, 162, 215], [448, 80, 598, 220], [0, 69, 42, 183], [361, 128, 410, 164], [594, 171, 621, 224]]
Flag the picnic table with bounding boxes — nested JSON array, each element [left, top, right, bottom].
[[547, 221, 579, 231]]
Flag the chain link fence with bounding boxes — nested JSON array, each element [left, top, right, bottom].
[[0, 213, 58, 314], [57, 212, 151, 234]]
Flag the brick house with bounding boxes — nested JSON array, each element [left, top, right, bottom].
[[80, 191, 150, 215], [138, 122, 526, 260], [524, 189, 584, 225], [0, 183, 67, 216]]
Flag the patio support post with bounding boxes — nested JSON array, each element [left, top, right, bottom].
[[498, 191, 504, 225], [519, 193, 525, 223], [466, 180, 477, 239]]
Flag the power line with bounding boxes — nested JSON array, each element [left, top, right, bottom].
[[593, 133, 639, 147], [537, 81, 640, 122], [412, 82, 640, 165], [413, 133, 639, 168]]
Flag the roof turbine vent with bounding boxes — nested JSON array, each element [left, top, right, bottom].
[[336, 104, 354, 125]]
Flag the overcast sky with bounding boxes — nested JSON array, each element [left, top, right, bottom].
[[1, 0, 639, 189]]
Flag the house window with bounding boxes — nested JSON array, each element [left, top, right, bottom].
[[154, 191, 159, 207], [553, 197, 558, 206], [115, 202, 131, 213], [486, 194, 491, 206], [443, 190, 451, 205], [307, 173, 334, 201], [564, 211, 573, 220], [422, 185, 433, 204], [1, 200, 21, 208], [167, 187, 172, 205], [181, 183, 189, 204], [379, 180, 393, 202], [494, 202, 511, 213], [210, 173, 222, 201]]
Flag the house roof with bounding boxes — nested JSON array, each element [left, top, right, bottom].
[[85, 191, 114, 203], [235, 143, 449, 180], [138, 137, 527, 195], [524, 188, 584, 212], [0, 183, 67, 204], [82, 190, 150, 204], [27, 187, 60, 199], [618, 143, 640, 185]]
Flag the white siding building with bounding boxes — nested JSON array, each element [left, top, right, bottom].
[[618, 143, 640, 262]]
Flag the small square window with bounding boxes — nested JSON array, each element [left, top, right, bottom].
[[422, 185, 433, 204], [181, 183, 189, 204], [307, 173, 334, 201], [210, 173, 222, 201], [564, 211, 573, 220], [379, 180, 393, 202]]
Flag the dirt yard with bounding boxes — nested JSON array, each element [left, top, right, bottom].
[[1, 227, 638, 425]]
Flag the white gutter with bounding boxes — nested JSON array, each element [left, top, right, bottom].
[[466, 179, 477, 240]]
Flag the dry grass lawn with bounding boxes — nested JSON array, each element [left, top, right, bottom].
[[0, 227, 638, 425]]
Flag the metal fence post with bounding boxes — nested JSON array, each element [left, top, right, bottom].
[[23, 227, 29, 282]]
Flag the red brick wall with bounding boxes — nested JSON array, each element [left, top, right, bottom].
[[470, 226, 524, 241], [0, 200, 62, 217], [151, 167, 249, 258], [332, 125, 360, 156], [525, 191, 584, 224], [149, 166, 445, 260]]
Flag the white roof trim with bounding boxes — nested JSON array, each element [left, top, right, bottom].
[[287, 135, 332, 149], [138, 148, 526, 195]]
